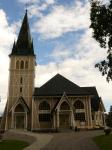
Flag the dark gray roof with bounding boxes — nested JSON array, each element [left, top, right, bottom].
[[9, 10, 35, 56], [34, 74, 91, 96], [34, 74, 101, 111]]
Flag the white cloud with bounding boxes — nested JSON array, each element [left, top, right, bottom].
[[0, 9, 16, 115], [18, 0, 55, 4], [17, 0, 55, 18], [45, 0, 55, 5], [35, 28, 111, 112], [33, 1, 90, 39], [50, 45, 72, 61], [18, 0, 37, 4]]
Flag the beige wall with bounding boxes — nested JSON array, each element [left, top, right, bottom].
[[8, 56, 35, 110], [6, 55, 35, 129], [32, 96, 98, 130]]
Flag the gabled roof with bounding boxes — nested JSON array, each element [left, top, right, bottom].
[[34, 74, 91, 96], [9, 97, 30, 112], [51, 92, 73, 113], [34, 74, 102, 111], [9, 10, 35, 56]]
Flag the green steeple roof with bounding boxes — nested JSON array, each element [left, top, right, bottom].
[[10, 10, 35, 56]]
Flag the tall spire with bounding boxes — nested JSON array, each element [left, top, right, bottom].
[[10, 10, 35, 56]]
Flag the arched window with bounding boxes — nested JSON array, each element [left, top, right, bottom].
[[15, 104, 24, 112], [20, 61, 24, 69], [16, 61, 19, 69], [39, 101, 50, 110], [25, 61, 28, 69], [74, 100, 84, 109], [60, 101, 70, 110]]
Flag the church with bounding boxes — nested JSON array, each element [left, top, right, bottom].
[[1, 11, 105, 131]]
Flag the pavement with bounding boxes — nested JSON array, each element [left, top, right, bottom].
[[3, 130, 104, 150], [41, 130, 103, 150]]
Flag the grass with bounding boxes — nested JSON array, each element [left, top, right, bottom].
[[93, 134, 112, 150], [0, 139, 29, 150]]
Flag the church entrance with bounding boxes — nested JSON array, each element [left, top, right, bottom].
[[59, 101, 71, 129], [15, 115, 25, 129], [59, 113, 70, 128], [14, 104, 27, 129]]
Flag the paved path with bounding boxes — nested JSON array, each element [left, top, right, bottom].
[[23, 132, 53, 150], [41, 130, 103, 150], [3, 130, 53, 150], [3, 130, 103, 150]]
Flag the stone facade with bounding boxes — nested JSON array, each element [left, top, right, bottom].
[[5, 55, 35, 130]]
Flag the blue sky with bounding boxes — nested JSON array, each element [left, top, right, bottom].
[[0, 0, 111, 114]]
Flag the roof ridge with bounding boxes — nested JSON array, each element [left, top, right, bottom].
[[40, 73, 80, 89]]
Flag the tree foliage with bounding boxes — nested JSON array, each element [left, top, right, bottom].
[[90, 0, 112, 82], [105, 105, 112, 127]]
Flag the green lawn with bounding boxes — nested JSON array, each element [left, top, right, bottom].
[[0, 140, 29, 150], [93, 134, 112, 150]]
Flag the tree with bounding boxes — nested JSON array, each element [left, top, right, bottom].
[[105, 105, 112, 127], [90, 0, 112, 82]]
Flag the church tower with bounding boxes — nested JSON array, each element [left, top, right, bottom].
[[2, 11, 36, 130]]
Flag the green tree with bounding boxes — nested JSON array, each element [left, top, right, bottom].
[[106, 105, 112, 127], [90, 0, 112, 82]]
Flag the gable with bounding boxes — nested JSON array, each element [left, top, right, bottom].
[[9, 97, 30, 112]]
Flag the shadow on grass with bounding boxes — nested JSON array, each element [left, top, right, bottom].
[[0, 140, 29, 150], [93, 134, 112, 150]]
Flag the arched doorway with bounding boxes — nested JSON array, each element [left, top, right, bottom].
[[14, 104, 27, 129], [59, 101, 71, 129]]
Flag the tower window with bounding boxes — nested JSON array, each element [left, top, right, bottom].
[[20, 77, 23, 84], [16, 61, 19, 69], [20, 61, 24, 69], [20, 87, 22, 93], [25, 61, 28, 69]]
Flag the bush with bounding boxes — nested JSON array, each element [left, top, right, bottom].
[[104, 128, 111, 135]]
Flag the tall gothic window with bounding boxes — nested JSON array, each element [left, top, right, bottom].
[[74, 100, 85, 122], [39, 101, 50, 110], [20, 61, 24, 69], [74, 100, 84, 109], [60, 101, 70, 110], [25, 61, 28, 69], [39, 101, 51, 122], [16, 61, 19, 69], [20, 87, 22, 93]]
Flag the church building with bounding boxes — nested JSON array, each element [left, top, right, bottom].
[[1, 11, 105, 131]]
